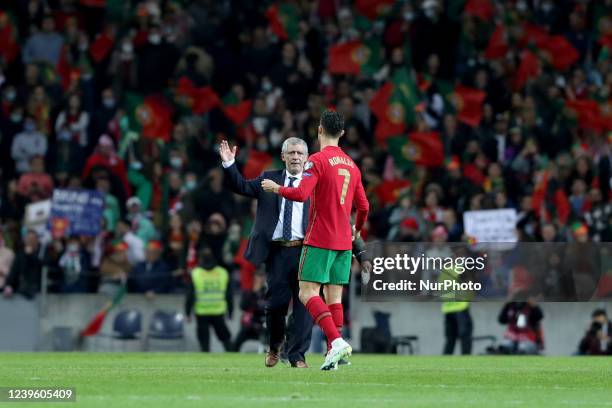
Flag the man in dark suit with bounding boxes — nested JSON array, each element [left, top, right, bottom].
[[220, 137, 312, 368]]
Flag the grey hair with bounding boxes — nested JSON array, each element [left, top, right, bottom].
[[281, 137, 308, 155]]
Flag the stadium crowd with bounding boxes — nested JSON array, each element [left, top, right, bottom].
[[0, 0, 610, 310]]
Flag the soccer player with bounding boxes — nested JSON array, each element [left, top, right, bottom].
[[262, 110, 369, 370]]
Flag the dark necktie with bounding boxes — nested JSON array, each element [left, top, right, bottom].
[[282, 177, 297, 241]]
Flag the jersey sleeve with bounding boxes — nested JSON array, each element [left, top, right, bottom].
[[353, 172, 369, 231], [278, 155, 320, 202]]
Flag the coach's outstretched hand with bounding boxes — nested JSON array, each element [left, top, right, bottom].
[[261, 179, 280, 193], [219, 140, 237, 162]]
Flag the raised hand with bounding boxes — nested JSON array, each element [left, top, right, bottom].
[[219, 140, 237, 162]]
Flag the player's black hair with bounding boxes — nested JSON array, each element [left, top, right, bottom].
[[320, 110, 344, 138]]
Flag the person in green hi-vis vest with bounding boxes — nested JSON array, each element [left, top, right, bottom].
[[439, 261, 473, 355], [185, 246, 232, 352]]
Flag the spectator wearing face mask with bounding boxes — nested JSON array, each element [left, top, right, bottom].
[[136, 24, 180, 92], [126, 196, 157, 245], [59, 237, 91, 293], [91, 88, 118, 149], [11, 115, 48, 174]]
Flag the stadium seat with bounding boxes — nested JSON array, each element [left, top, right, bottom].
[[145, 310, 186, 351], [94, 309, 143, 352]]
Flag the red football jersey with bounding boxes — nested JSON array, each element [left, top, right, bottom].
[[278, 146, 369, 250]]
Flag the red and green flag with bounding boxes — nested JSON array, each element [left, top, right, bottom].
[[374, 179, 411, 206], [0, 11, 19, 64], [126, 93, 174, 141], [243, 150, 273, 179], [328, 38, 383, 75], [531, 170, 570, 225], [222, 91, 252, 126], [449, 85, 486, 127], [513, 50, 540, 90], [89, 30, 115, 63], [484, 24, 508, 60], [175, 77, 220, 115], [355, 0, 395, 21], [266, 2, 299, 41], [369, 67, 421, 143], [387, 131, 444, 169], [80, 286, 126, 337], [536, 35, 579, 71], [565, 99, 612, 134]]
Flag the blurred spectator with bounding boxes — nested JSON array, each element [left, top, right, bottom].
[[2, 229, 42, 299], [232, 270, 267, 352], [129, 240, 172, 296], [99, 241, 130, 294], [577, 309, 611, 355], [82, 135, 131, 199], [58, 237, 90, 293], [185, 246, 232, 352], [16, 156, 54, 202], [126, 196, 157, 244], [11, 115, 47, 174], [0, 231, 15, 289], [498, 296, 544, 355], [115, 219, 144, 265], [22, 15, 64, 66]]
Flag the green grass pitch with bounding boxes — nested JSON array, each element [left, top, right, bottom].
[[1, 353, 610, 408]]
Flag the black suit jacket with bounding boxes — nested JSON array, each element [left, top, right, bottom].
[[223, 163, 310, 266]]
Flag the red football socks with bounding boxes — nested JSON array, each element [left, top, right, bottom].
[[305, 296, 340, 344], [327, 303, 344, 351]]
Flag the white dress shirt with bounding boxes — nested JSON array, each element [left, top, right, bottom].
[[272, 172, 304, 241], [222, 159, 305, 241]]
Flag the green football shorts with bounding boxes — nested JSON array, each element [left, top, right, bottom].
[[298, 245, 352, 285]]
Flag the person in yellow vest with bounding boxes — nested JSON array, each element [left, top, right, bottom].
[[439, 259, 473, 355], [185, 246, 232, 352]]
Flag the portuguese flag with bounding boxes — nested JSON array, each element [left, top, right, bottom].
[[80, 286, 126, 337], [89, 30, 115, 63], [450, 85, 486, 127], [513, 50, 540, 90], [266, 2, 299, 41], [484, 24, 508, 60], [369, 68, 421, 143], [126, 93, 174, 141], [355, 0, 395, 20], [222, 91, 252, 126], [565, 99, 611, 134], [387, 131, 444, 169], [328, 39, 382, 75], [374, 179, 410, 206], [243, 150, 273, 179], [0, 11, 19, 64], [175, 77, 220, 115]]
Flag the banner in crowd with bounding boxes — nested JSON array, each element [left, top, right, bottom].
[[463, 208, 518, 244], [48, 189, 105, 238]]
